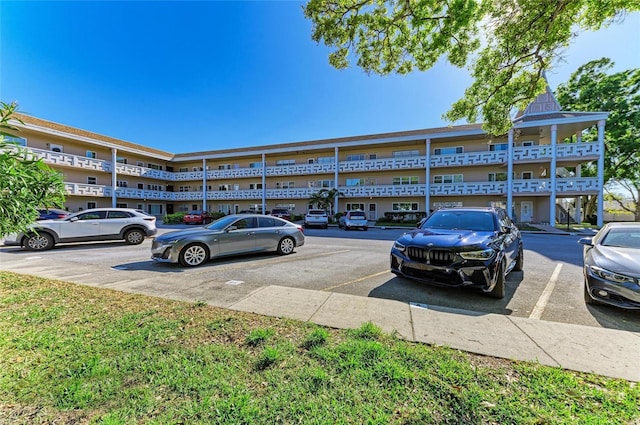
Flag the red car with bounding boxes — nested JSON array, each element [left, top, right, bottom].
[[183, 210, 213, 225], [270, 208, 292, 221]]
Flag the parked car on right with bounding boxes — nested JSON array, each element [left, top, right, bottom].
[[390, 207, 523, 298], [338, 211, 368, 231], [579, 222, 640, 309], [304, 209, 328, 229]]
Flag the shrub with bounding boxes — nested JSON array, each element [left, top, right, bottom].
[[163, 212, 187, 224]]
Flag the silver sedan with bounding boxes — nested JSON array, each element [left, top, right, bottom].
[[151, 214, 305, 267]]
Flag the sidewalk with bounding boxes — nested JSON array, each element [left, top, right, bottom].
[[228, 285, 640, 382]]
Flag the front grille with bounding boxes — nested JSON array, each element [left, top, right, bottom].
[[407, 247, 455, 266]]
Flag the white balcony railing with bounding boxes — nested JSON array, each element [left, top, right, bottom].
[[64, 177, 600, 200]]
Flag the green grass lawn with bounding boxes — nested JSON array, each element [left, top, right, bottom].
[[1, 271, 638, 424]]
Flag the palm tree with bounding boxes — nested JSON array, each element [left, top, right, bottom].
[[309, 188, 344, 218]]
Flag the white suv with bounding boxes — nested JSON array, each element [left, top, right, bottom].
[[3, 208, 157, 251], [304, 209, 329, 229]]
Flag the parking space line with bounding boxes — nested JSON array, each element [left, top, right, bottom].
[[322, 270, 390, 291], [529, 263, 563, 320]]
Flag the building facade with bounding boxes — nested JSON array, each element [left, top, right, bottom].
[[4, 88, 607, 227]]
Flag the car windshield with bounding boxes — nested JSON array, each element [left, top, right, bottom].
[[349, 213, 366, 219], [206, 215, 242, 230], [422, 211, 496, 232], [601, 227, 640, 249]]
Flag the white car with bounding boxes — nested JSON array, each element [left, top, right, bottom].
[[3, 208, 157, 250], [304, 209, 329, 229]]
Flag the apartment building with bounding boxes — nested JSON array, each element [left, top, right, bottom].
[[4, 87, 607, 227]]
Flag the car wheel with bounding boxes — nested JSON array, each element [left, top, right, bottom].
[[179, 243, 209, 267], [25, 233, 54, 251], [489, 262, 505, 299], [584, 282, 604, 305], [277, 237, 295, 255], [124, 229, 145, 245], [513, 246, 524, 271], [363, 227, 368, 231]]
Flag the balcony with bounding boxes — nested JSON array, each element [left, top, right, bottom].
[[430, 151, 507, 168], [340, 157, 425, 172]]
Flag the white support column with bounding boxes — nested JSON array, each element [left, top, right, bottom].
[[334, 147, 339, 216], [575, 130, 583, 223], [597, 120, 606, 227], [111, 148, 117, 208], [202, 158, 207, 212], [261, 153, 266, 214], [425, 139, 431, 214], [549, 124, 557, 227], [507, 129, 514, 219]]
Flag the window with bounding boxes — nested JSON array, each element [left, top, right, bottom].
[[346, 154, 365, 161], [249, 162, 262, 168], [346, 203, 365, 211], [218, 184, 230, 191], [488, 172, 507, 182], [193, 167, 203, 171], [489, 143, 508, 151], [87, 202, 97, 210], [137, 204, 144, 210], [393, 149, 419, 158], [50, 144, 63, 153], [147, 163, 163, 170], [249, 183, 263, 190], [392, 203, 418, 211], [275, 159, 295, 166], [116, 180, 128, 188], [369, 154, 377, 160], [180, 186, 192, 192], [522, 171, 533, 179], [1, 134, 26, 146], [278, 181, 295, 189], [308, 158, 316, 164], [147, 184, 162, 191], [87, 176, 97, 185], [433, 174, 463, 184], [179, 167, 189, 172], [521, 140, 535, 147], [346, 178, 365, 186], [136, 161, 144, 167], [317, 156, 334, 164], [276, 203, 295, 211], [115, 204, 128, 209], [86, 150, 97, 159], [116, 157, 127, 164], [433, 146, 463, 155], [392, 176, 419, 185], [433, 201, 463, 209], [307, 180, 332, 188], [149, 204, 163, 215]]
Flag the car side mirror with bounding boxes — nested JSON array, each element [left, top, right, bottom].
[[226, 226, 237, 232], [578, 237, 593, 246], [69, 217, 78, 222]]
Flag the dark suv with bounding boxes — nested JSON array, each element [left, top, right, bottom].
[[390, 207, 523, 298]]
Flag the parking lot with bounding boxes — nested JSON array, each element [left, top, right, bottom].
[[1, 226, 638, 332]]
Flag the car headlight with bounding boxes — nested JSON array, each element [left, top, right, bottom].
[[589, 265, 636, 285], [393, 241, 406, 252], [459, 249, 495, 260]]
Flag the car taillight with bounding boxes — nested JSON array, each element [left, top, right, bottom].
[[56, 214, 66, 218], [144, 217, 156, 222], [297, 226, 304, 234]]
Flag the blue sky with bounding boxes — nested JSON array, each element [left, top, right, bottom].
[[1, 1, 639, 154]]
